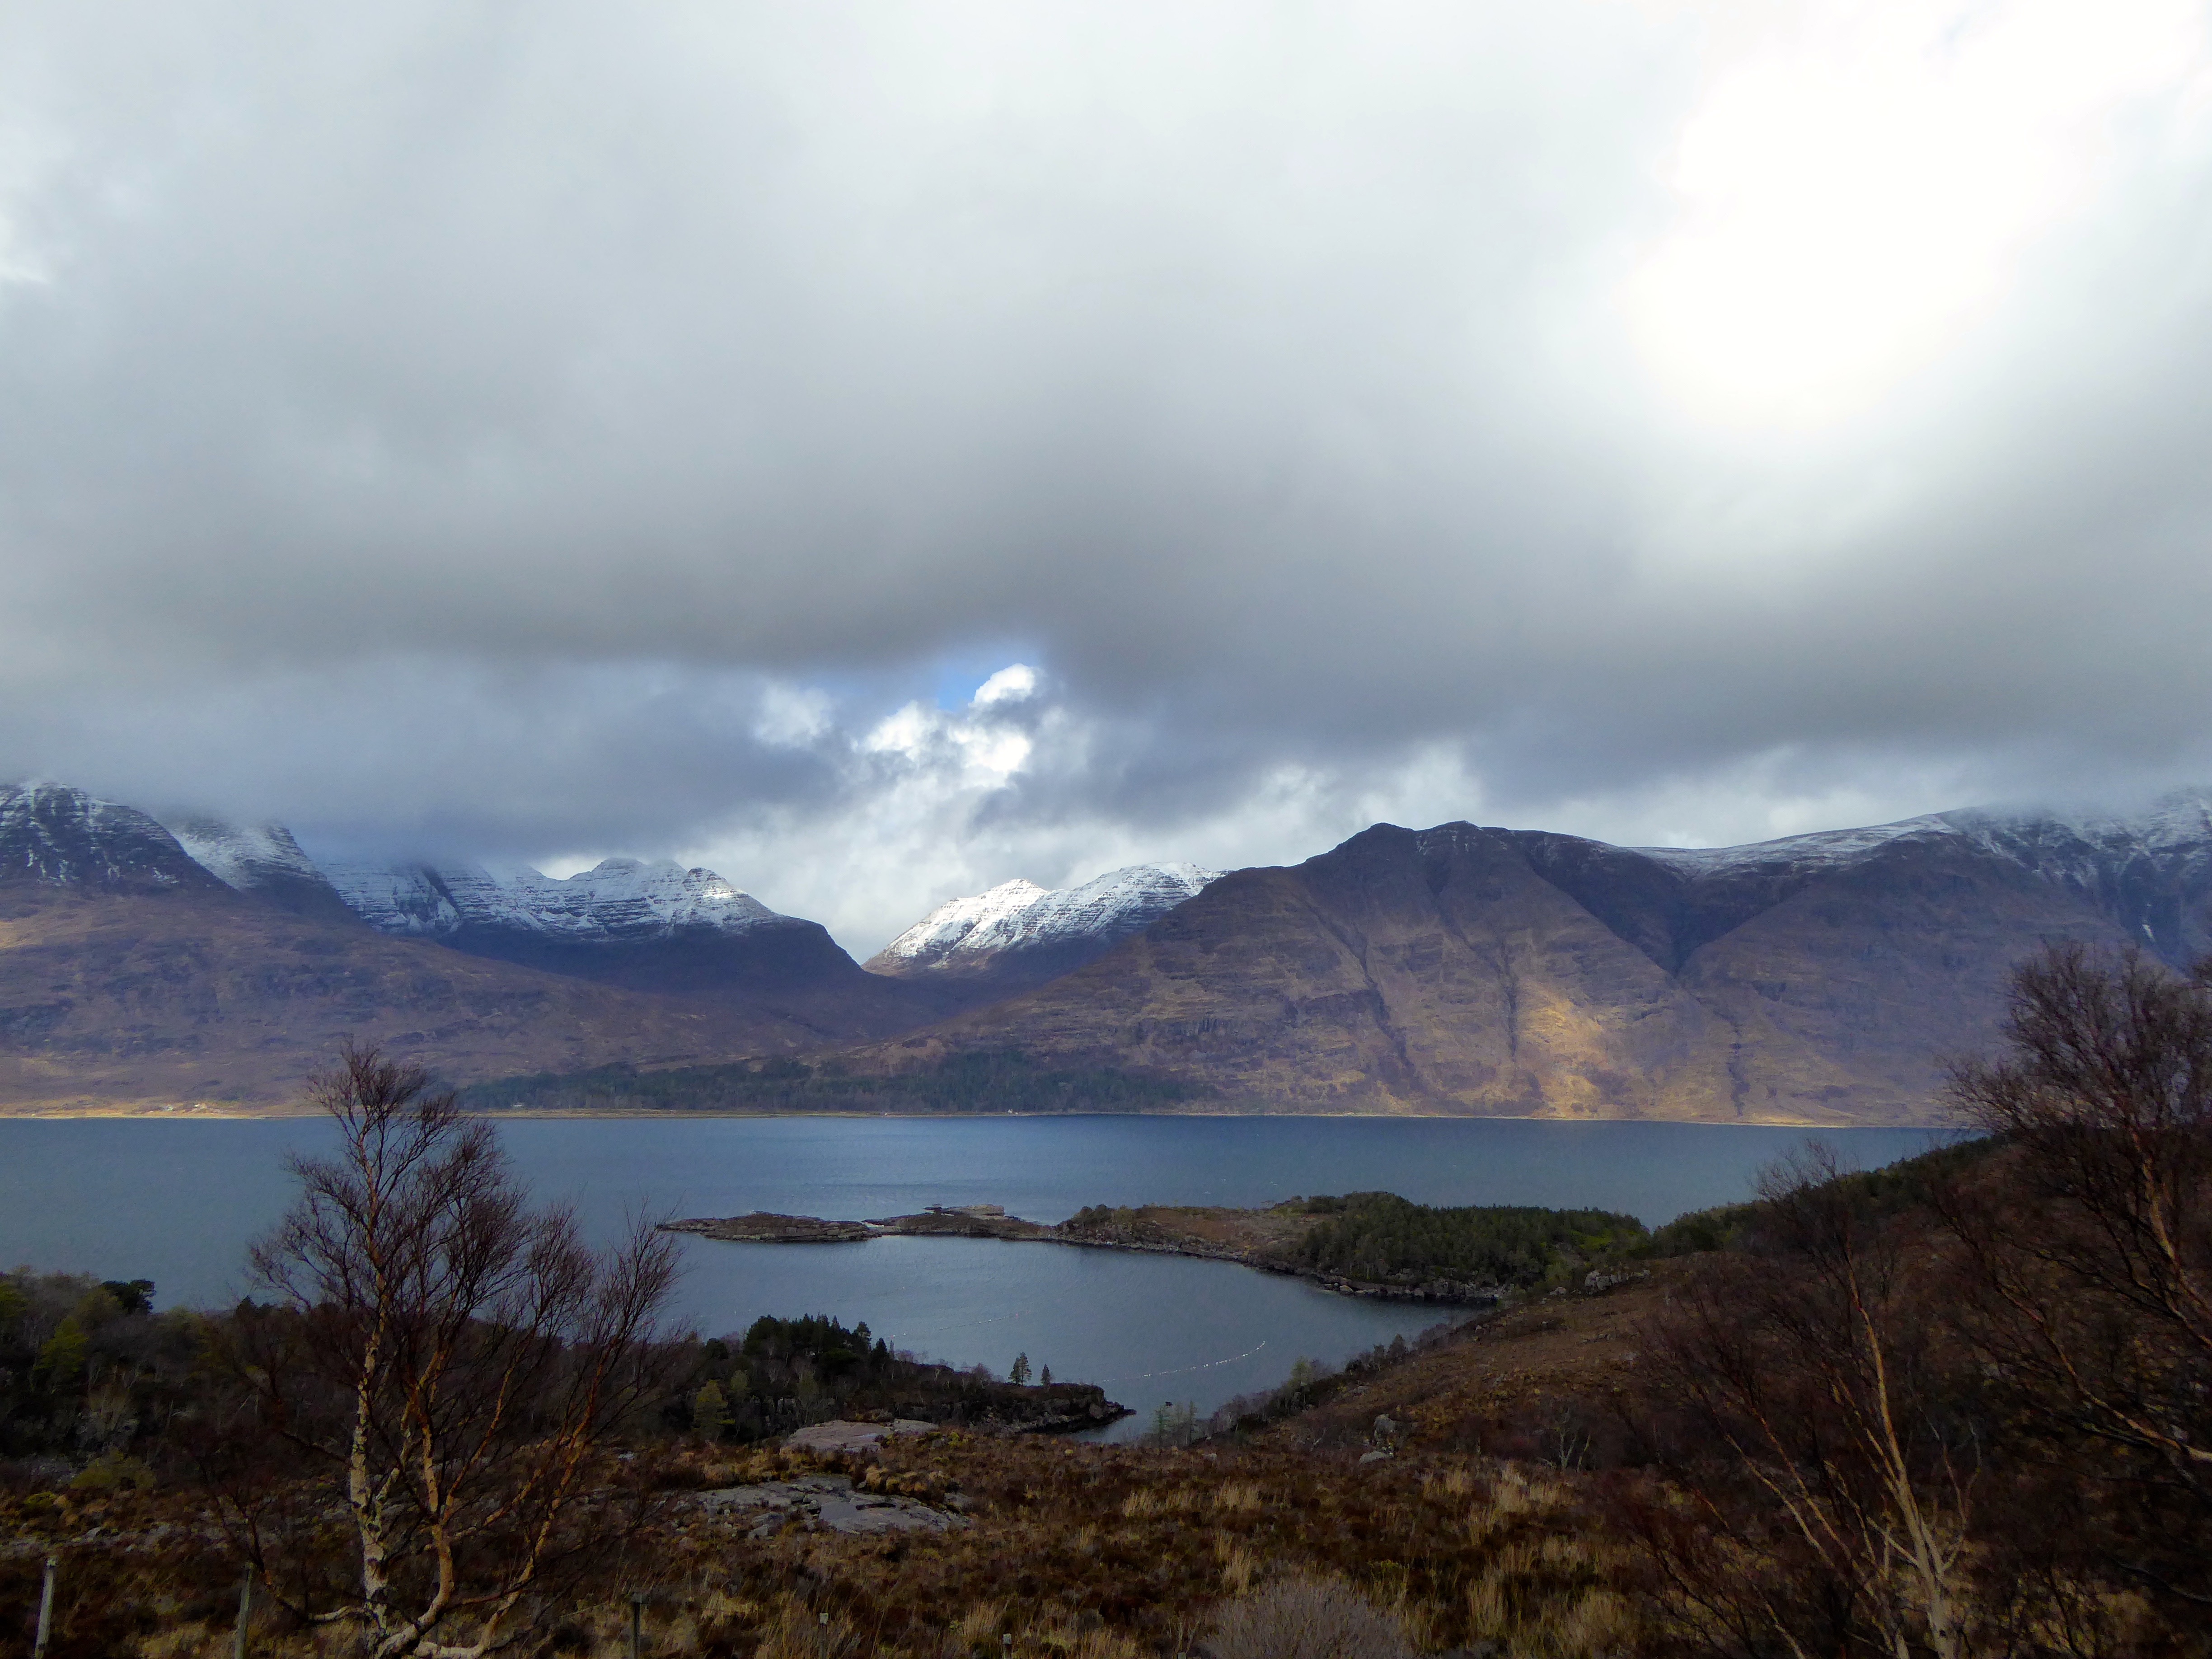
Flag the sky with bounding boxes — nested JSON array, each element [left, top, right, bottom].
[[4, 0, 2212, 955]]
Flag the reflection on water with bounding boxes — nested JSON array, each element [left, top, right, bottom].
[[0, 1113, 1946, 1435]]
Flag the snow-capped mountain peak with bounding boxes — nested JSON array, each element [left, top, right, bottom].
[[868, 862, 1220, 978], [492, 859, 783, 939], [317, 855, 787, 943], [871, 878, 1052, 969], [1, 782, 223, 890]]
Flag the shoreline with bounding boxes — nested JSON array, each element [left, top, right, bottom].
[[665, 1204, 1537, 1310], [0, 1104, 1949, 1129]]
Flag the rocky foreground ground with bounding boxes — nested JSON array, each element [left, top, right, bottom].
[[0, 1269, 1668, 1657]]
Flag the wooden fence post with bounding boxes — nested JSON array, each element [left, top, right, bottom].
[[629, 1591, 645, 1659], [32, 1555, 56, 1659]]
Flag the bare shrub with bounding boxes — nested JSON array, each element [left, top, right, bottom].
[[207, 1042, 680, 1659], [1205, 1575, 1414, 1659], [1634, 1145, 1979, 1658], [1940, 944, 2212, 1624]]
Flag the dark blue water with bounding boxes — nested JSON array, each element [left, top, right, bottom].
[[0, 1115, 1944, 1435]]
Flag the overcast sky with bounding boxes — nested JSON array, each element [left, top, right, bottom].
[[5, 0, 2212, 953]]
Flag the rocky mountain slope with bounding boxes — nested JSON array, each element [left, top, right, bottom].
[[165, 800, 976, 1029], [159, 815, 358, 920], [317, 855, 871, 996], [3, 783, 225, 893], [0, 784, 810, 1109], [865, 863, 1220, 993], [16, 774, 2212, 1120], [848, 793, 2212, 1125]]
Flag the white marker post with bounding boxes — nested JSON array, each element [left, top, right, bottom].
[[33, 1555, 57, 1659]]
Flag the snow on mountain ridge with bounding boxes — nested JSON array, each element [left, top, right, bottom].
[[319, 861, 463, 936], [319, 857, 786, 942], [0, 782, 219, 889], [161, 816, 327, 891], [1016, 862, 1223, 949], [871, 863, 1221, 974], [1635, 817, 1951, 877], [1634, 787, 2212, 885], [871, 878, 1052, 968]]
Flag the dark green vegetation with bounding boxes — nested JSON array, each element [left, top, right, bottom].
[[455, 1049, 1203, 1113], [0, 1271, 199, 1489], [1287, 1192, 1646, 1288], [1643, 1132, 1993, 1256], [1057, 1190, 1655, 1295], [682, 1315, 1117, 1443]]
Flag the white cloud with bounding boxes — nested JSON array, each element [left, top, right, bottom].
[[970, 663, 1039, 707], [3, 0, 2212, 952], [1622, 0, 2209, 427]]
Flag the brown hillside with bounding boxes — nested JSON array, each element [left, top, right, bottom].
[[848, 822, 2138, 1124], [0, 885, 804, 1111]]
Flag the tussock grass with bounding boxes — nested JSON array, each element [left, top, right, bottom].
[[5, 1420, 1655, 1658]]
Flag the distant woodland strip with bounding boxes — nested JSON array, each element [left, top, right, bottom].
[[1287, 1193, 1645, 1287], [452, 1050, 1206, 1114]]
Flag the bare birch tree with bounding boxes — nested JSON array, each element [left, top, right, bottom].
[[1940, 945, 2212, 1619], [1638, 1148, 1978, 1658], [214, 1043, 679, 1658]]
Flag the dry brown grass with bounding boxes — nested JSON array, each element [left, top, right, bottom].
[[1206, 1575, 1412, 1659], [3, 1433, 1650, 1659], [1211, 1479, 1263, 1514], [2, 1284, 1678, 1659]]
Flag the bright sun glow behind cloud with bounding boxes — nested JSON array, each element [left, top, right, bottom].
[[1624, 0, 2209, 429]]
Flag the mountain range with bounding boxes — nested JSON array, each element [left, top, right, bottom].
[[5, 777, 2209, 1120], [847, 794, 2212, 1125], [0, 783, 1208, 1108]]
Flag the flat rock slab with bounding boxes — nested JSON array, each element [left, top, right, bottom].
[[663, 1213, 876, 1242], [785, 1418, 938, 1453], [692, 1475, 968, 1536]]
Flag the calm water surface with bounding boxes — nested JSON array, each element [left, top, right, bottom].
[[0, 1115, 1945, 1435]]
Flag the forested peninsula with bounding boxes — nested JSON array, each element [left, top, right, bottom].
[[664, 1190, 1667, 1306]]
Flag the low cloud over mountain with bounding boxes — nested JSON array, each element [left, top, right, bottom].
[[5, 2, 2212, 951]]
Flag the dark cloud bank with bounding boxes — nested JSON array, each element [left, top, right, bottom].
[[2, 0, 2209, 949]]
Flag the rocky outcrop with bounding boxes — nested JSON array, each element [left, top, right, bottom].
[[689, 1472, 969, 1538], [664, 1213, 881, 1243], [664, 1206, 1059, 1244]]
